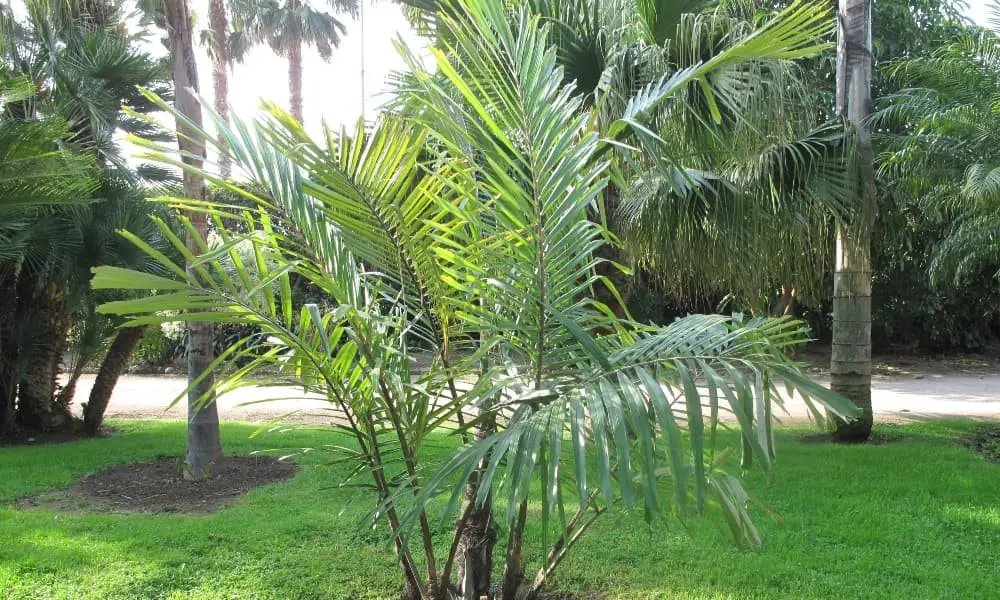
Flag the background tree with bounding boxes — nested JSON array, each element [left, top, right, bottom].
[[0, 0, 173, 438], [830, 0, 875, 442], [230, 0, 359, 123]]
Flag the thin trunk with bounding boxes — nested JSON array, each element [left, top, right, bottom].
[[164, 0, 223, 478], [832, 0, 875, 442], [208, 0, 232, 178], [288, 38, 304, 123], [451, 410, 498, 600], [83, 325, 147, 435], [499, 500, 530, 600]]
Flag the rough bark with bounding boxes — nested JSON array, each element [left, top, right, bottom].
[[208, 0, 232, 178], [288, 37, 304, 124], [832, 0, 875, 442], [16, 279, 72, 431], [164, 0, 223, 479], [453, 411, 498, 600], [0, 270, 18, 437], [83, 325, 147, 435]]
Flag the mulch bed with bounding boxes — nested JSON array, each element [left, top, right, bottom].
[[17, 455, 298, 514], [964, 426, 1000, 462]]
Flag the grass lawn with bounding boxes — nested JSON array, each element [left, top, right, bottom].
[[2, 419, 998, 599]]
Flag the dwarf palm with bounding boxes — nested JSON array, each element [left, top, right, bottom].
[[96, 1, 857, 598]]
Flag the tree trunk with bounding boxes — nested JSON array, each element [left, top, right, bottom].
[[16, 279, 72, 431], [208, 0, 232, 178], [499, 500, 530, 600], [288, 33, 304, 123], [0, 270, 18, 437], [164, 0, 223, 479], [453, 413, 498, 600], [832, 0, 875, 442], [83, 325, 147, 435]]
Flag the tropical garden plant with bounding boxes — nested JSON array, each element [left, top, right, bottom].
[[878, 3, 1000, 293], [0, 0, 174, 438], [95, 1, 858, 599]]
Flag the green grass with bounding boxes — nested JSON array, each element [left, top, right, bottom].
[[2, 420, 999, 599]]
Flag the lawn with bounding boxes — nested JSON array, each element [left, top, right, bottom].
[[2, 419, 998, 599]]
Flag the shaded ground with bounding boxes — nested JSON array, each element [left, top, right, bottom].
[[16, 456, 297, 514], [964, 425, 1000, 462], [2, 420, 998, 599]]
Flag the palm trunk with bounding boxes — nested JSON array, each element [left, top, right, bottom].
[[0, 269, 18, 437], [452, 410, 498, 600], [832, 0, 875, 442], [83, 325, 147, 435], [208, 0, 232, 178], [499, 500, 530, 600], [288, 37, 304, 124], [16, 279, 72, 431], [165, 0, 223, 479]]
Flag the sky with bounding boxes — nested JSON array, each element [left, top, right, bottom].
[[5, 1, 995, 155], [198, 1, 992, 135], [183, 0, 429, 135]]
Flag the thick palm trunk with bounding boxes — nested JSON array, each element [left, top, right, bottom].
[[16, 279, 72, 431], [208, 0, 232, 178], [0, 269, 17, 437], [832, 0, 875, 442], [288, 38, 304, 123], [83, 325, 146, 435], [165, 0, 223, 478]]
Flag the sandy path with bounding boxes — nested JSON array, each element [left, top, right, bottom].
[[67, 371, 1000, 426]]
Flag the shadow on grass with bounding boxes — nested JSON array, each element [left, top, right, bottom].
[[2, 420, 1000, 599]]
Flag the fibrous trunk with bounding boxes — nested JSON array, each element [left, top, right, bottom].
[[16, 278, 72, 431], [83, 325, 147, 435], [165, 0, 223, 478], [454, 414, 498, 600], [832, 0, 875, 442], [0, 270, 18, 437]]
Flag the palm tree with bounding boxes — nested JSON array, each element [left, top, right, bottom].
[[1, 0, 171, 436], [161, 0, 223, 479], [831, 0, 876, 442], [230, 0, 359, 124], [878, 6, 1000, 295], [98, 1, 856, 598], [205, 0, 234, 177]]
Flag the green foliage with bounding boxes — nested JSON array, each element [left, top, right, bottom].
[[94, 1, 856, 596]]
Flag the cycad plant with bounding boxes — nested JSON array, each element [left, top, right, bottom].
[[96, 1, 857, 599]]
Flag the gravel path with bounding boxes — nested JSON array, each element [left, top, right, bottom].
[[68, 371, 1000, 425]]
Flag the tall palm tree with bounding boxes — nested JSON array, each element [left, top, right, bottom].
[[162, 0, 223, 479], [205, 0, 234, 177], [831, 0, 875, 442], [231, 0, 359, 123]]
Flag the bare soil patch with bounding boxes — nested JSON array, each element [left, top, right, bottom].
[[17, 455, 297, 514], [963, 426, 1000, 462]]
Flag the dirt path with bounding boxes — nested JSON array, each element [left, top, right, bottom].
[[68, 369, 1000, 426]]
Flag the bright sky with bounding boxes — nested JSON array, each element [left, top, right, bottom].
[[184, 0, 429, 135], [5, 1, 994, 155]]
